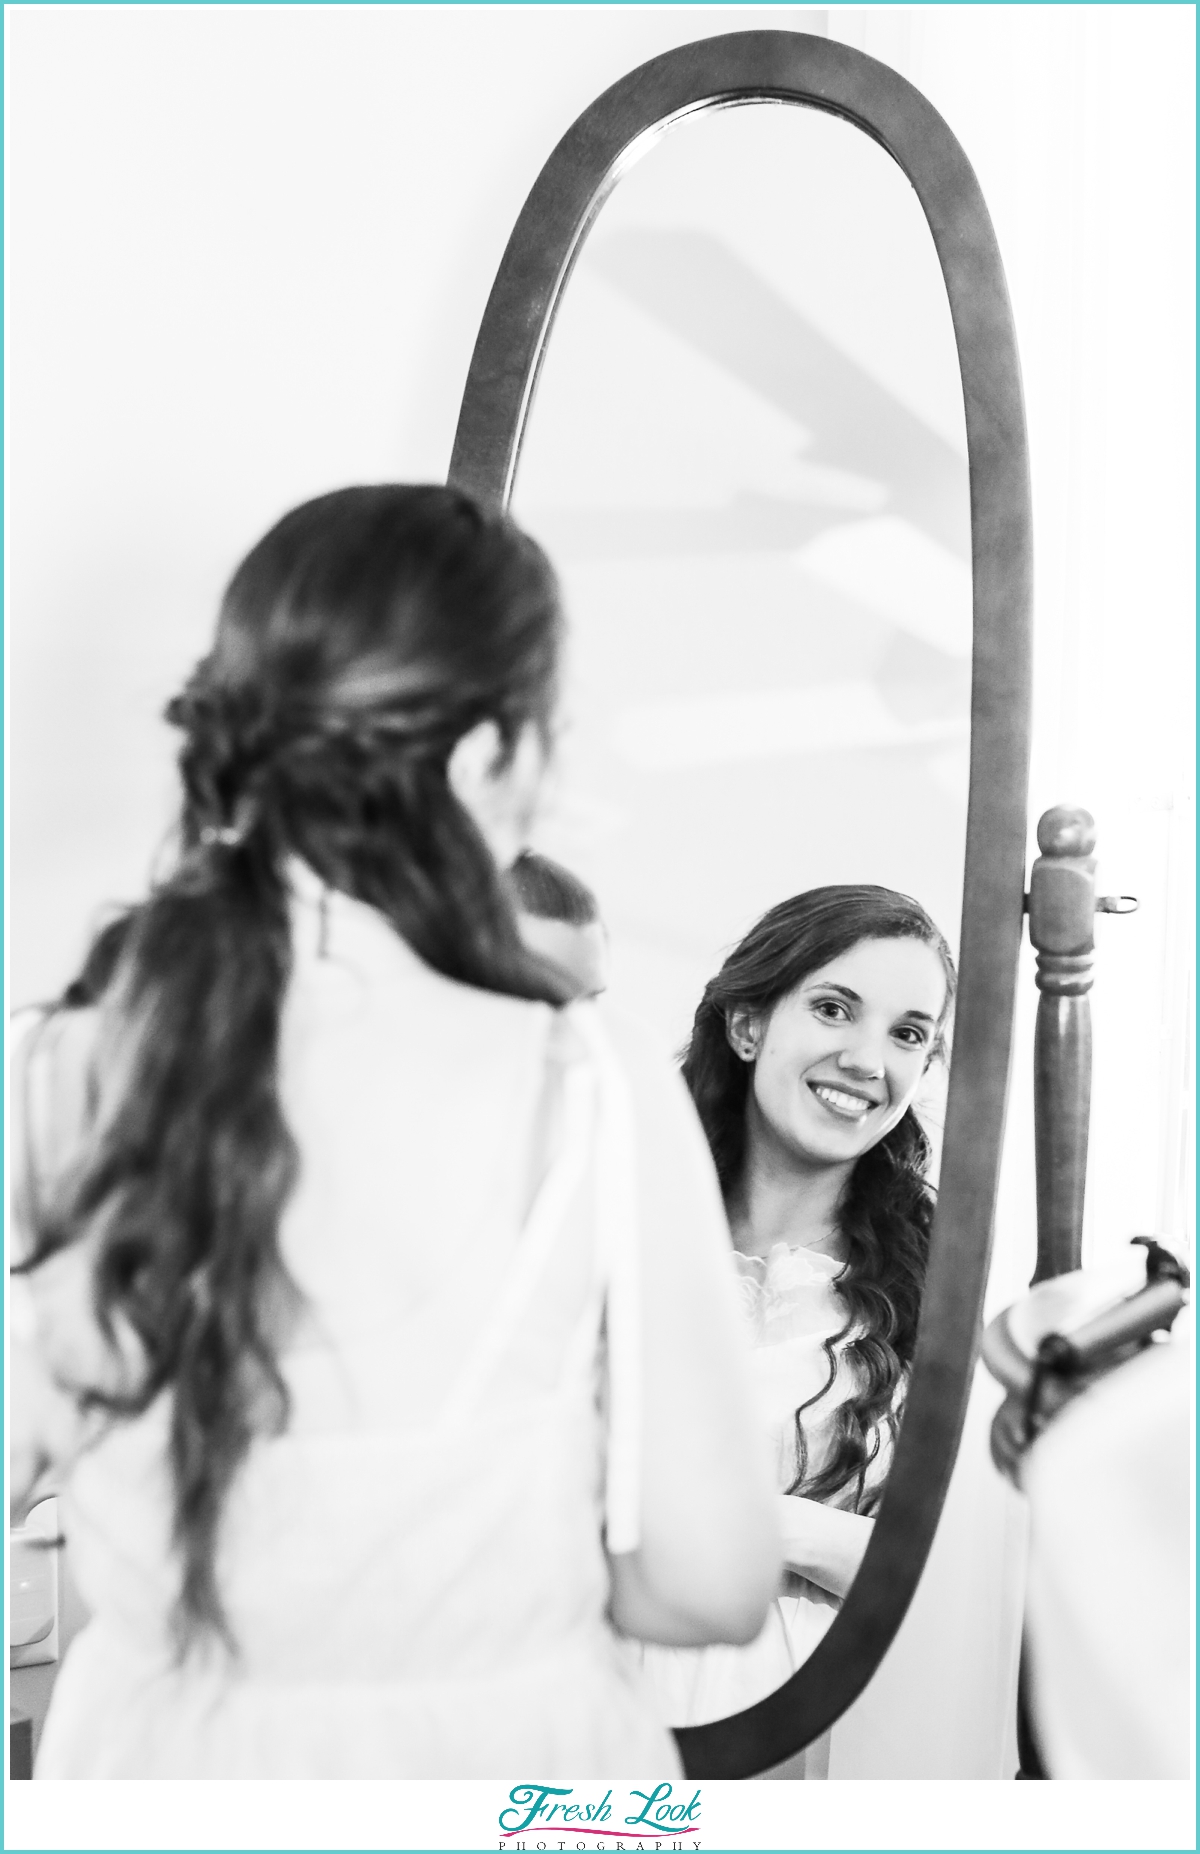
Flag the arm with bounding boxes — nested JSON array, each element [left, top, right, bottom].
[[777, 1493, 872, 1600], [599, 1011, 783, 1649], [7, 1010, 98, 1522]]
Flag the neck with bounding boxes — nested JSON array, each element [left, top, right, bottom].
[[727, 1103, 854, 1264]]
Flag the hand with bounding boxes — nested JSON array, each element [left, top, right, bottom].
[[9, 1336, 74, 1525]]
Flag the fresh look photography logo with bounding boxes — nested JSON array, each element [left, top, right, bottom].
[[498, 1783, 702, 1849]]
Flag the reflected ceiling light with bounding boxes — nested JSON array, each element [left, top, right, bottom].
[[792, 514, 972, 657], [611, 680, 969, 770]]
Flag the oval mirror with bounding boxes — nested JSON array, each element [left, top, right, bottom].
[[509, 85, 972, 1757], [448, 31, 1032, 1777]]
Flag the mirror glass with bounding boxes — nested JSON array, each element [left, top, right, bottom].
[[509, 100, 971, 1717]]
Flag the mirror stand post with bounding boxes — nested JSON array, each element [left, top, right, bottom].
[[1027, 805, 1099, 1284], [1017, 802, 1138, 1776], [1016, 804, 1101, 1777], [1027, 804, 1139, 1284]]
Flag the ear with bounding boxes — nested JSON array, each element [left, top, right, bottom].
[[725, 1006, 761, 1063], [448, 717, 503, 794], [448, 719, 507, 864], [448, 720, 543, 872]]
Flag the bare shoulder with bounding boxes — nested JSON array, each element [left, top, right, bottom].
[[582, 1000, 727, 1223], [575, 1001, 694, 1132]]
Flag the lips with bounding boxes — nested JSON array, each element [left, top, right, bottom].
[[808, 1081, 884, 1121]]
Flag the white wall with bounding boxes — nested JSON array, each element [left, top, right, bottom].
[[894, 2, 1195, 1279], [8, 0, 1194, 1787], [7, 1, 824, 1005]]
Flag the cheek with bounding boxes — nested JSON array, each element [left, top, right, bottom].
[[758, 1013, 823, 1076], [888, 1052, 928, 1108], [751, 1048, 803, 1125]]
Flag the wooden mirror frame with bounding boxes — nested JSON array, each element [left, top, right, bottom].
[[448, 30, 1032, 1778]]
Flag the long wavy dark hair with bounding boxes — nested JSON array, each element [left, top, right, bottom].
[[16, 484, 570, 1654], [682, 885, 956, 1513]]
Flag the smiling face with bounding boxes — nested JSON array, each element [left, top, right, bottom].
[[732, 935, 949, 1175]]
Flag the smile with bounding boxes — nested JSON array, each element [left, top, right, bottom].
[[809, 1083, 880, 1121]]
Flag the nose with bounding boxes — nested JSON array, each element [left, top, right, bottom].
[[836, 1038, 886, 1082]]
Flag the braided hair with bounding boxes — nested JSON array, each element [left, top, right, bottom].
[[18, 484, 569, 1654], [682, 886, 956, 1512]]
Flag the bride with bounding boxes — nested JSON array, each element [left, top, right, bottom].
[[9, 483, 780, 1777], [642, 883, 955, 1733]]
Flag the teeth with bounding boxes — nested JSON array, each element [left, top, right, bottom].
[[813, 1085, 874, 1117]]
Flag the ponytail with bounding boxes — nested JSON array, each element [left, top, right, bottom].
[[25, 837, 297, 1653]]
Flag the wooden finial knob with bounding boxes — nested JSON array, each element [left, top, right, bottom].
[[1028, 804, 1098, 973], [1037, 805, 1097, 858]]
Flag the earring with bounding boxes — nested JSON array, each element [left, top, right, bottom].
[[736, 1039, 758, 1062]]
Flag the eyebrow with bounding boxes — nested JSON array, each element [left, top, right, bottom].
[[807, 981, 937, 1025]]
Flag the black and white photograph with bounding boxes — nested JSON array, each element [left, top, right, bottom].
[[6, 4, 1193, 1849]]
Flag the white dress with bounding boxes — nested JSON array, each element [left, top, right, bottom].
[[641, 1242, 891, 1730], [19, 868, 696, 1778]]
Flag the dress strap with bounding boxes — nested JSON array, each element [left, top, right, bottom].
[[571, 1008, 642, 1558], [434, 1053, 597, 1433]]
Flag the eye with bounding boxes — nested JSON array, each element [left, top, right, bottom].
[[812, 998, 849, 1023], [893, 1024, 930, 1049]]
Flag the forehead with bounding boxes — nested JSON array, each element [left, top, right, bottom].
[[800, 936, 948, 1016]]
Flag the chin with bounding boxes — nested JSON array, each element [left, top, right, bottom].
[[793, 1124, 871, 1166]]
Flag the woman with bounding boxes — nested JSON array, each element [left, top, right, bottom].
[[10, 484, 780, 1777], [642, 885, 955, 1734]]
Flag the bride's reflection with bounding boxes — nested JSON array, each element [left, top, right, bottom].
[[642, 884, 955, 1726]]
